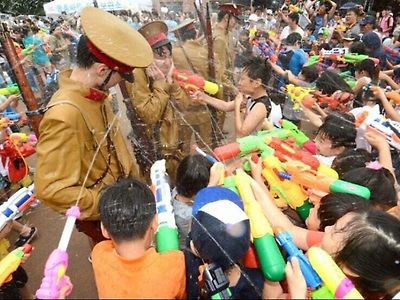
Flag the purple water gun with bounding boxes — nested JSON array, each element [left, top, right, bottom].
[[36, 206, 80, 299]]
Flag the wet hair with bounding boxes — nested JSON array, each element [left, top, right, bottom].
[[286, 32, 302, 46], [288, 12, 299, 24], [331, 148, 372, 177], [242, 56, 272, 87], [98, 178, 156, 243], [349, 41, 367, 55], [305, 24, 315, 32], [347, 7, 362, 17], [354, 59, 380, 81], [76, 35, 100, 69], [334, 210, 400, 298], [316, 112, 357, 149], [176, 155, 213, 198], [341, 167, 397, 210], [300, 65, 319, 83], [316, 70, 352, 95], [318, 193, 371, 230], [321, 1, 333, 12]]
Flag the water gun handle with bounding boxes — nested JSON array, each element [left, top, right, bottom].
[[36, 249, 70, 299], [0, 244, 32, 286]]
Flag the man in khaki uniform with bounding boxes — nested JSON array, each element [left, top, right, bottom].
[[34, 7, 153, 243], [171, 20, 226, 154], [131, 21, 189, 184], [211, 3, 243, 132]]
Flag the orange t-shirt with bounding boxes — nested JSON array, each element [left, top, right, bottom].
[[92, 241, 186, 299]]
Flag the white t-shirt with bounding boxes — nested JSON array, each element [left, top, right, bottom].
[[350, 104, 380, 152], [280, 25, 305, 40]]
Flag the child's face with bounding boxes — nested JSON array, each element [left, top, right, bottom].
[[240, 34, 248, 42], [315, 134, 339, 157], [306, 203, 321, 230], [321, 212, 354, 255], [238, 69, 260, 95]]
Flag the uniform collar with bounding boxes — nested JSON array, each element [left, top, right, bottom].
[[58, 69, 109, 102]]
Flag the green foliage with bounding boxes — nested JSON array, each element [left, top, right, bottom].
[[0, 0, 46, 16]]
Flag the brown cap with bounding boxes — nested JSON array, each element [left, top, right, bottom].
[[138, 21, 170, 49], [170, 19, 195, 39], [80, 7, 152, 82], [219, 3, 244, 18]]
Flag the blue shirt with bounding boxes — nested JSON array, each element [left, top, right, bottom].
[[23, 34, 49, 66]]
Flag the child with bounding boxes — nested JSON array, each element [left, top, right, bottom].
[[173, 154, 213, 249], [191, 56, 282, 136], [92, 178, 186, 299], [314, 111, 357, 165]]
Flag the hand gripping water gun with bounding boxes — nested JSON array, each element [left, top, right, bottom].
[[36, 206, 79, 299], [234, 169, 286, 281], [356, 111, 400, 150], [302, 90, 354, 112], [275, 229, 333, 299], [172, 69, 219, 95], [0, 84, 20, 97], [0, 244, 33, 286], [308, 247, 363, 299], [0, 184, 35, 231], [260, 150, 312, 220], [204, 263, 232, 299], [280, 119, 317, 154], [150, 159, 179, 252], [286, 84, 315, 110], [283, 160, 371, 199]]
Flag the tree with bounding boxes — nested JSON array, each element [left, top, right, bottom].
[[0, 0, 46, 16]]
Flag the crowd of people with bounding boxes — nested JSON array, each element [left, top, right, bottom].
[[0, 1, 399, 299]]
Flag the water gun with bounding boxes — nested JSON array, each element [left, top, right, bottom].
[[0, 244, 33, 286], [36, 206, 79, 299], [234, 169, 286, 281], [21, 45, 34, 57], [0, 84, 20, 96], [286, 84, 315, 110], [275, 229, 333, 299], [260, 150, 312, 220], [223, 174, 239, 195], [213, 132, 288, 161], [386, 90, 400, 105], [289, 4, 302, 13], [282, 160, 371, 199], [172, 69, 219, 95], [356, 111, 400, 150], [303, 90, 353, 112], [335, 24, 347, 32], [252, 40, 277, 62], [335, 53, 379, 66], [191, 144, 218, 163], [150, 159, 179, 252], [308, 247, 363, 299], [204, 263, 232, 299], [0, 118, 12, 130], [280, 119, 317, 154], [306, 55, 322, 66], [320, 48, 348, 57], [0, 184, 35, 231]]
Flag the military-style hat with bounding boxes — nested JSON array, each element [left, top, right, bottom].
[[169, 19, 195, 40], [218, 3, 244, 19], [138, 21, 170, 49], [80, 7, 152, 82]]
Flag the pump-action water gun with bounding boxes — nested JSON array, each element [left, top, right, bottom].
[[308, 247, 363, 299], [356, 111, 400, 150], [0, 184, 35, 231], [0, 84, 20, 96], [234, 169, 286, 281], [150, 159, 179, 253], [172, 69, 219, 95], [275, 229, 334, 299], [286, 84, 315, 110], [0, 244, 33, 286], [302, 90, 353, 112], [36, 206, 79, 299], [282, 160, 371, 199], [280, 119, 317, 154]]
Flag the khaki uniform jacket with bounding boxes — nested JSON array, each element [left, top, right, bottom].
[[172, 40, 216, 125], [35, 70, 139, 220], [211, 27, 236, 96], [130, 68, 189, 152]]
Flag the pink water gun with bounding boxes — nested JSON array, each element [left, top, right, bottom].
[[36, 206, 80, 299]]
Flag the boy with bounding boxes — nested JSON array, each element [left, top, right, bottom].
[[91, 178, 186, 299], [191, 56, 282, 136]]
